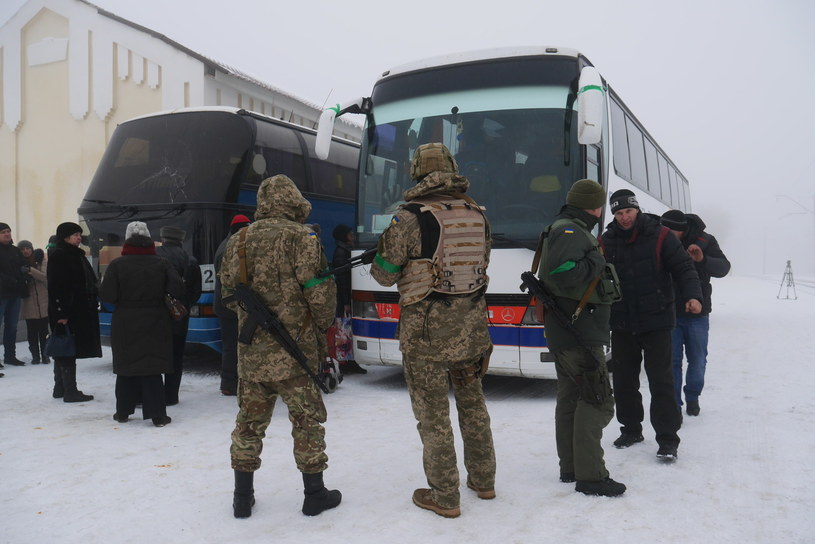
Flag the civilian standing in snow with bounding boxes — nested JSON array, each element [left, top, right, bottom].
[[599, 190, 702, 461], [213, 214, 251, 396], [47, 222, 101, 402], [661, 210, 731, 416], [99, 221, 184, 427], [155, 226, 202, 406], [18, 241, 50, 365], [537, 179, 625, 497], [370, 143, 496, 518], [0, 222, 28, 367], [329, 223, 366, 375]]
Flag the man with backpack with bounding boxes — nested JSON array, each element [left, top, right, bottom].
[[599, 190, 702, 462]]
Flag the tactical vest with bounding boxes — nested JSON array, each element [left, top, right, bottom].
[[540, 218, 622, 305], [397, 194, 489, 306]]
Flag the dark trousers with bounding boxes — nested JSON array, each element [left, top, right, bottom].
[[219, 315, 239, 392], [611, 329, 681, 448], [163, 330, 188, 404], [116, 374, 167, 420], [26, 318, 49, 362]]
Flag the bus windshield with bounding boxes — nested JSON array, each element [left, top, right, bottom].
[[85, 110, 254, 205], [356, 85, 582, 248]]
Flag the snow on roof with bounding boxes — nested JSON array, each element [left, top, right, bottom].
[[379, 46, 582, 81]]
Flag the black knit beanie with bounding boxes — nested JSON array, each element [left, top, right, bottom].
[[609, 189, 640, 213], [332, 224, 353, 242], [661, 210, 688, 232]]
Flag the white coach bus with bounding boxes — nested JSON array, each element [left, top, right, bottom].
[[315, 47, 691, 378]]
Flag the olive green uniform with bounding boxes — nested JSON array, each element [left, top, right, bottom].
[[221, 175, 336, 474], [539, 206, 615, 482], [371, 169, 496, 509]]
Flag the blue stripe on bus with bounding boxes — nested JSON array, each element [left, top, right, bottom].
[[352, 319, 548, 349]]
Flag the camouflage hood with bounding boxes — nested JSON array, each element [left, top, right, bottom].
[[403, 171, 470, 201], [255, 174, 311, 223]]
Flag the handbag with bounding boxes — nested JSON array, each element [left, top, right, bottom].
[[45, 325, 76, 358], [164, 293, 188, 321]]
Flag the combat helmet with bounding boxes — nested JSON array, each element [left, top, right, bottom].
[[409, 143, 458, 181]]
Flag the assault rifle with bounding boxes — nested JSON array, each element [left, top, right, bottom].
[[229, 284, 329, 394], [519, 271, 602, 370], [317, 247, 377, 279]]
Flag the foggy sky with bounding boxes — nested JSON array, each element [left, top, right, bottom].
[[3, 0, 814, 277]]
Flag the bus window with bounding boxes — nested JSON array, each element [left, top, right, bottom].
[[625, 117, 648, 191], [658, 153, 672, 206], [610, 99, 631, 181], [254, 121, 307, 191], [644, 138, 661, 200]]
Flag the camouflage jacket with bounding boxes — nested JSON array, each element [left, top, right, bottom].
[[221, 175, 336, 383], [371, 171, 492, 362]]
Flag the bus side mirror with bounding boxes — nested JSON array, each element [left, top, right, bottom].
[[577, 66, 604, 145], [315, 108, 339, 160], [315, 97, 369, 160]]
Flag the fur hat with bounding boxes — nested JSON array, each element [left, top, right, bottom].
[[56, 222, 83, 241], [609, 189, 640, 214], [125, 221, 151, 240], [160, 226, 186, 242], [17, 240, 33, 250], [566, 179, 606, 210], [661, 210, 688, 232]]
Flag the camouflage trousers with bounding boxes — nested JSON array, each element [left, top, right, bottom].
[[230, 375, 328, 474], [403, 354, 496, 508], [553, 346, 614, 481]]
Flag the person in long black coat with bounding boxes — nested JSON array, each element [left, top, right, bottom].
[[47, 222, 102, 402], [99, 221, 184, 427]]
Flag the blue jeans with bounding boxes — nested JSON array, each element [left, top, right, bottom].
[[0, 297, 22, 360], [672, 315, 710, 407]]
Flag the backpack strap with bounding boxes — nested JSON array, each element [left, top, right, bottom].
[[655, 225, 670, 272]]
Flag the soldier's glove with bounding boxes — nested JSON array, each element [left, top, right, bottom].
[[577, 369, 609, 406]]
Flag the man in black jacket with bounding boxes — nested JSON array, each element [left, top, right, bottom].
[[599, 190, 702, 461], [661, 211, 731, 417], [156, 226, 202, 406], [0, 222, 28, 367]]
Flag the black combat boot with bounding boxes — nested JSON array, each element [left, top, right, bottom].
[[575, 477, 627, 497], [233, 470, 255, 518], [302, 472, 341, 516], [61, 362, 94, 402], [52, 359, 64, 398]]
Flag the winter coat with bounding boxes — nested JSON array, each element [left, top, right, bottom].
[[539, 206, 611, 352], [47, 241, 102, 359], [156, 241, 202, 334], [99, 234, 185, 376], [332, 239, 353, 316], [370, 171, 492, 362], [20, 258, 48, 320], [675, 214, 731, 317], [0, 241, 28, 299], [599, 212, 702, 334], [213, 234, 235, 319], [221, 175, 336, 383]]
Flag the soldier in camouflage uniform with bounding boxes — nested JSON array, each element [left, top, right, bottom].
[[370, 143, 496, 518], [221, 174, 341, 518]]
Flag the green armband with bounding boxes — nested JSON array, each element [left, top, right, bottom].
[[374, 253, 402, 274], [550, 260, 576, 275], [303, 273, 332, 289]]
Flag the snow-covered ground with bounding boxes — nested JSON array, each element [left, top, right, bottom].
[[2, 275, 813, 544]]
